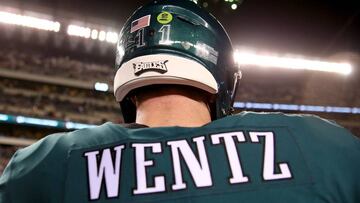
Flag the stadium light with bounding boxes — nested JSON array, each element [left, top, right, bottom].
[[1, 112, 97, 130], [106, 31, 118, 44], [0, 114, 9, 121], [98, 30, 106, 41], [231, 4, 238, 10], [0, 11, 60, 32], [91, 29, 98, 40], [94, 82, 109, 92], [65, 122, 97, 129], [67, 24, 118, 44], [67, 24, 91, 38], [234, 51, 353, 75], [16, 116, 59, 127]]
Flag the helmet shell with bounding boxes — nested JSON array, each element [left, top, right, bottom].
[[115, 0, 239, 122]]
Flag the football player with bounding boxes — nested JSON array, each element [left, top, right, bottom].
[[1, 0, 359, 202]]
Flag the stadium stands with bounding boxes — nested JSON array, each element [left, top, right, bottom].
[[0, 145, 19, 174], [0, 48, 114, 84], [237, 67, 360, 107], [0, 78, 121, 124]]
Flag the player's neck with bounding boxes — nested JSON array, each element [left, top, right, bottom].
[[135, 94, 211, 128]]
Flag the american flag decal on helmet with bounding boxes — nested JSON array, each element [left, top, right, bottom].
[[130, 15, 151, 33]]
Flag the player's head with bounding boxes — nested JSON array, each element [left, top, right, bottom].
[[114, 0, 241, 123]]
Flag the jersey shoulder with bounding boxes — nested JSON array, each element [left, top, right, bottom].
[[227, 112, 360, 163], [0, 123, 130, 202], [225, 111, 355, 135], [4, 122, 128, 167]]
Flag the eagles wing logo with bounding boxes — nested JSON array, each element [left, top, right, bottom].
[[133, 60, 169, 76]]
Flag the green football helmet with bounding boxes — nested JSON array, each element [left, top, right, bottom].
[[114, 0, 241, 123]]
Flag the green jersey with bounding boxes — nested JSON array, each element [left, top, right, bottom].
[[1, 112, 359, 203]]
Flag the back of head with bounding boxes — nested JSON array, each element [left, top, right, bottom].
[[114, 0, 241, 123]]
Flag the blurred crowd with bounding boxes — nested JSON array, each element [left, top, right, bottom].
[[0, 78, 122, 124], [237, 68, 360, 107], [237, 79, 302, 104], [0, 145, 19, 175], [0, 48, 114, 84]]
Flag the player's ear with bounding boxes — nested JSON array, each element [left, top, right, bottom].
[[126, 89, 138, 107], [130, 94, 137, 106]]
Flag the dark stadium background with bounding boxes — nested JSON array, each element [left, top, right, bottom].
[[0, 0, 359, 174]]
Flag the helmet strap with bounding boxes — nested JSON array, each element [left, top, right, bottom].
[[230, 70, 242, 109]]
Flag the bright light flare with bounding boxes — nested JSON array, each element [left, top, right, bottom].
[[67, 24, 118, 44], [91, 29, 98, 40], [94, 82, 109, 92], [234, 51, 353, 75], [106, 31, 118, 44], [231, 4, 238, 10], [0, 113, 9, 121], [98, 31, 106, 41], [67, 25, 91, 38], [0, 11, 60, 32]]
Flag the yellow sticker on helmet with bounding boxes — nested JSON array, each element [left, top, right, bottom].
[[157, 12, 173, 24]]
